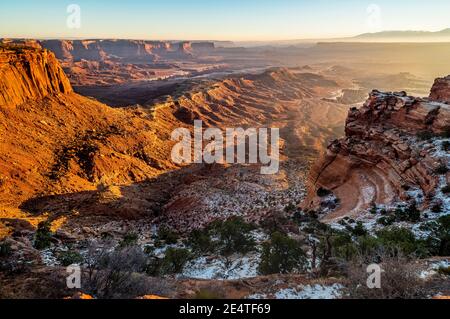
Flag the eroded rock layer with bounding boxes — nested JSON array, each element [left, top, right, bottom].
[[307, 77, 450, 220], [0, 47, 72, 107]]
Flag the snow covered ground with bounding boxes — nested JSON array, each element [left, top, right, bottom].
[[181, 254, 261, 280], [419, 259, 450, 279], [247, 284, 343, 300]]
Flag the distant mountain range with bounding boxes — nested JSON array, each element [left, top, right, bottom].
[[354, 28, 450, 40], [233, 28, 450, 48]]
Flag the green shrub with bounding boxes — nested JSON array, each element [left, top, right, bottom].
[[188, 229, 214, 255], [284, 203, 297, 213], [396, 203, 421, 223], [377, 215, 396, 226], [258, 232, 307, 275], [347, 221, 368, 237], [330, 231, 359, 261], [58, 250, 83, 266], [34, 221, 53, 250], [157, 226, 179, 245], [370, 204, 378, 215], [119, 232, 139, 248], [425, 215, 450, 256], [0, 241, 12, 258], [160, 248, 191, 275], [210, 217, 256, 256], [376, 227, 427, 257]]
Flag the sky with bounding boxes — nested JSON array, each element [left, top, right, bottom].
[[1, 0, 450, 41]]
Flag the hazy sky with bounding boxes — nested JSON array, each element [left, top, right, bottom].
[[1, 0, 450, 41]]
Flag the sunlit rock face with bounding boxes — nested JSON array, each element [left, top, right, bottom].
[[429, 75, 450, 104], [307, 78, 450, 220], [0, 47, 72, 107]]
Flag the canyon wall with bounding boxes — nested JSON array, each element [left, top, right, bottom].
[[38, 39, 214, 62]]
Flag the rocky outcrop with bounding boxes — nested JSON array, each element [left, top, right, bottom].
[[0, 47, 72, 107], [307, 80, 450, 220], [429, 75, 450, 103]]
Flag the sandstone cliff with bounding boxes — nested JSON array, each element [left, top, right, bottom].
[[38, 39, 213, 63], [306, 77, 450, 221], [0, 47, 72, 107]]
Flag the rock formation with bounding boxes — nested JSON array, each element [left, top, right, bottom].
[[306, 77, 450, 220], [429, 75, 450, 103], [36, 39, 214, 63], [0, 47, 72, 107]]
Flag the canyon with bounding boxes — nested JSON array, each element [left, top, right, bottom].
[[0, 42, 449, 299]]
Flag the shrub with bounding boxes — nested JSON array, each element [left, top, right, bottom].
[[431, 203, 443, 214], [435, 164, 449, 175], [160, 248, 191, 275], [83, 244, 169, 299], [377, 203, 421, 225], [396, 203, 421, 223], [376, 227, 427, 257], [347, 221, 368, 237], [210, 217, 256, 256], [34, 221, 53, 250], [377, 215, 396, 226], [344, 252, 426, 299], [416, 130, 435, 141], [58, 250, 83, 267], [258, 232, 307, 275], [0, 241, 12, 258], [330, 231, 359, 261], [145, 256, 163, 276], [370, 204, 378, 215], [157, 226, 179, 245], [441, 184, 450, 194], [284, 203, 297, 213], [188, 229, 214, 255], [442, 141, 450, 152], [119, 232, 139, 248], [425, 215, 450, 256], [317, 187, 332, 197]]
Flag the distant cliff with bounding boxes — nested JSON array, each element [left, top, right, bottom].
[[39, 39, 215, 62]]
